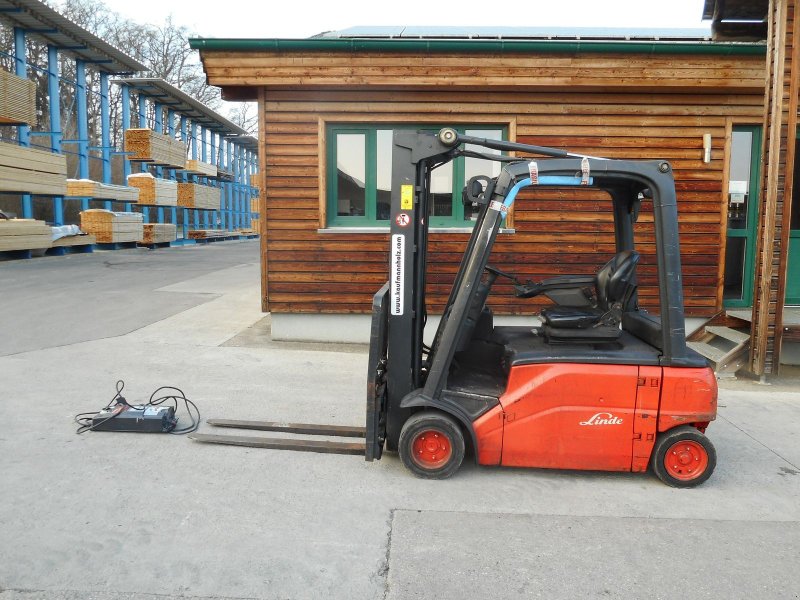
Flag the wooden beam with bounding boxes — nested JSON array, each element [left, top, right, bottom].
[[773, 0, 800, 370], [750, 0, 796, 375], [258, 87, 270, 313]]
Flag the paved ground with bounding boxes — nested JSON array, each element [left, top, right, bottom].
[[1, 241, 799, 600]]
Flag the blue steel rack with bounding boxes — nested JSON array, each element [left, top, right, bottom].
[[0, 0, 258, 245], [0, 0, 146, 227], [114, 77, 259, 242]]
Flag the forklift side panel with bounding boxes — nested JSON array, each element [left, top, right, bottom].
[[472, 405, 504, 466], [498, 363, 639, 471], [631, 366, 663, 472], [657, 367, 718, 433]]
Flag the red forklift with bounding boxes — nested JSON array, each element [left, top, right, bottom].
[[192, 129, 718, 488]]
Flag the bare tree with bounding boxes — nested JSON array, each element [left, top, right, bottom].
[[227, 102, 259, 136]]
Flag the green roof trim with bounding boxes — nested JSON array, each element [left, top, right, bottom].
[[189, 37, 766, 56]]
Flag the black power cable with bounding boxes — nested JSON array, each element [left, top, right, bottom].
[[74, 380, 200, 435]]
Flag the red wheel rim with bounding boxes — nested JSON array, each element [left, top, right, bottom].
[[664, 439, 709, 481], [411, 428, 452, 469]]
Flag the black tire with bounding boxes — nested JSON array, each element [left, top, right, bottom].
[[651, 425, 716, 488], [398, 411, 465, 479]]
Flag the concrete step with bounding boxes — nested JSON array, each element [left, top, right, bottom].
[[687, 341, 728, 364], [705, 325, 750, 345], [725, 309, 753, 323]]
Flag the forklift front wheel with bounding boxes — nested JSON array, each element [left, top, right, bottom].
[[651, 426, 716, 488], [399, 411, 465, 479]]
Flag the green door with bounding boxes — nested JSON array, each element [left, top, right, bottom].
[[723, 125, 762, 308], [786, 129, 800, 305]]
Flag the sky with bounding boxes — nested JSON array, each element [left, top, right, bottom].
[[96, 0, 711, 39]]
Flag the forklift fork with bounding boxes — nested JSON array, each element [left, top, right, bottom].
[[189, 420, 367, 455]]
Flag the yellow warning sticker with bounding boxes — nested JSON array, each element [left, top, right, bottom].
[[401, 185, 413, 210]]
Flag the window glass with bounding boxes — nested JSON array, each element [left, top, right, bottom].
[[336, 133, 366, 217], [376, 130, 393, 221], [464, 129, 503, 222], [723, 237, 747, 300], [792, 141, 800, 231], [465, 129, 503, 180], [430, 162, 454, 217], [328, 125, 505, 226], [727, 131, 753, 230]]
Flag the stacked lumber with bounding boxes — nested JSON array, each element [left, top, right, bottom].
[[0, 142, 67, 196], [0, 70, 36, 125], [178, 182, 220, 210], [184, 159, 217, 177], [124, 128, 186, 168], [249, 173, 260, 193], [127, 173, 178, 206], [249, 197, 260, 232], [187, 229, 227, 240], [52, 234, 96, 248], [80, 209, 143, 243], [0, 219, 52, 251], [140, 223, 177, 244], [66, 179, 140, 203]]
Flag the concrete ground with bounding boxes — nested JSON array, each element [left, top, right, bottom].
[[1, 241, 799, 600]]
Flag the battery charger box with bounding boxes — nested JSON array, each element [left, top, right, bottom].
[[91, 404, 177, 433]]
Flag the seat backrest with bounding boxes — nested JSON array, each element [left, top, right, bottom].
[[596, 250, 640, 309]]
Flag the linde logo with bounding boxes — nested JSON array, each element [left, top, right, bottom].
[[579, 412, 623, 426]]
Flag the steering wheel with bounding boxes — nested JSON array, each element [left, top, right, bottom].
[[485, 265, 518, 283]]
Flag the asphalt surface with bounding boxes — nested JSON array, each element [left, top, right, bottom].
[[1, 241, 799, 600]]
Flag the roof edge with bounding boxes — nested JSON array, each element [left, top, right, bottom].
[[189, 37, 765, 56]]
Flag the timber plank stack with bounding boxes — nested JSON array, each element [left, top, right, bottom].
[[140, 223, 177, 244], [250, 197, 260, 232], [184, 159, 217, 177], [52, 234, 96, 248], [80, 209, 143, 243], [0, 219, 52, 251], [178, 182, 220, 210], [0, 70, 36, 125], [66, 179, 140, 203], [124, 128, 186, 168], [127, 174, 178, 206], [187, 229, 228, 240], [0, 142, 67, 196]]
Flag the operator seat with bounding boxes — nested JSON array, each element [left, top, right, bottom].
[[540, 250, 640, 341]]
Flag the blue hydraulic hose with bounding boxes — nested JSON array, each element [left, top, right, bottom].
[[498, 176, 593, 221]]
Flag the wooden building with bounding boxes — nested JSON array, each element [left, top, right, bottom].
[[191, 15, 800, 376]]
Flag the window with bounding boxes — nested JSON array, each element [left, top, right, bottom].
[[326, 125, 506, 227]]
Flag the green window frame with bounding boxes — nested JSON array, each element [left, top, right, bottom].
[[326, 124, 507, 228], [723, 124, 762, 309]]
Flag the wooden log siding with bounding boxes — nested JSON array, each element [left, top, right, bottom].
[[255, 89, 762, 316], [199, 51, 764, 92], [196, 48, 767, 315]]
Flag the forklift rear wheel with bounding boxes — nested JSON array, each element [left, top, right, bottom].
[[651, 426, 716, 488], [399, 412, 465, 479]]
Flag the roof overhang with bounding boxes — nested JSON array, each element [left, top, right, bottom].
[[190, 36, 765, 56], [702, 0, 768, 41], [114, 78, 248, 138], [0, 0, 146, 73]]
